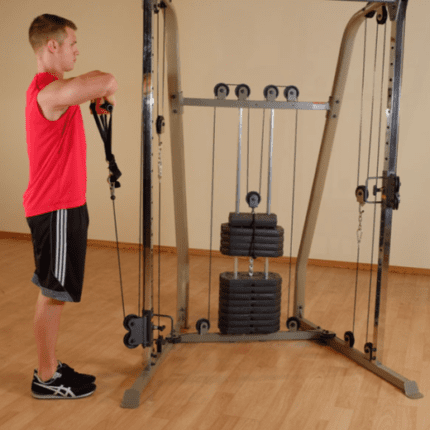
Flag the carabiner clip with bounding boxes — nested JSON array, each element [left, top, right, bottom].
[[108, 177, 116, 200]]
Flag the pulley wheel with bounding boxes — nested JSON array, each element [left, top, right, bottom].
[[284, 86, 299, 101], [344, 331, 355, 348], [235, 84, 251, 99], [364, 342, 374, 355], [395, 176, 401, 192], [355, 186, 368, 205], [123, 332, 138, 349], [377, 6, 388, 25], [263, 85, 279, 101], [123, 314, 139, 330], [286, 317, 301, 331], [196, 318, 210, 334], [214, 83, 230, 99], [246, 191, 261, 209]]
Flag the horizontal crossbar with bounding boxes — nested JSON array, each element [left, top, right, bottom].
[[181, 97, 330, 111], [328, 0, 396, 3]]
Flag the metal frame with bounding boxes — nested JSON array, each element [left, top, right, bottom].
[[121, 0, 423, 409]]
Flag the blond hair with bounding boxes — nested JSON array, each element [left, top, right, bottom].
[[29, 14, 77, 55]]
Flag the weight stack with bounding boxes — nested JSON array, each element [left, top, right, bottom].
[[218, 271, 282, 335], [220, 213, 284, 258]]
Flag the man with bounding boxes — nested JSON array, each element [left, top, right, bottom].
[[25, 14, 118, 399]]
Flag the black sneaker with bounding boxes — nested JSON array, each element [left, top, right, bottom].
[[56, 361, 96, 384], [31, 369, 96, 400]]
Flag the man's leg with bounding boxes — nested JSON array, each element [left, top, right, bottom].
[[34, 291, 65, 382]]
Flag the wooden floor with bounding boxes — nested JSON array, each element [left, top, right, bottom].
[[1, 237, 429, 430]]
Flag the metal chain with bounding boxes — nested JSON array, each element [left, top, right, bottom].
[[158, 143, 163, 182], [248, 258, 254, 278], [357, 205, 365, 245]]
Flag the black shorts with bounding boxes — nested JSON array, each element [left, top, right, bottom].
[[26, 203, 89, 303]]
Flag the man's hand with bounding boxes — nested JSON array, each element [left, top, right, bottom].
[[104, 94, 116, 107], [91, 96, 116, 115]]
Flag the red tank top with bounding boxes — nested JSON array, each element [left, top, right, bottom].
[[23, 72, 87, 217]]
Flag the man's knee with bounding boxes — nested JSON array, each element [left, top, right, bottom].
[[38, 292, 66, 306], [49, 297, 66, 306]]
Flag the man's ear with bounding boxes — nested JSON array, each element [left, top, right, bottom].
[[46, 39, 58, 54]]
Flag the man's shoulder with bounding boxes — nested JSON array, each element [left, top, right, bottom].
[[37, 79, 75, 121], [37, 78, 75, 110]]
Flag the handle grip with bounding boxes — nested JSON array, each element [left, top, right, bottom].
[[90, 99, 114, 115], [100, 101, 114, 112]]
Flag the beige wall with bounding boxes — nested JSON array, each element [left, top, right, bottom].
[[1, 0, 429, 270]]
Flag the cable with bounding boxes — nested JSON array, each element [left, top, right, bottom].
[[155, 3, 167, 333], [353, 19, 368, 335], [353, 14, 388, 343], [138, 150, 143, 317], [111, 190, 126, 320], [287, 108, 298, 319], [89, 100, 127, 320], [363, 21, 380, 344], [366, 24, 380, 182], [395, 18, 406, 174], [162, 5, 166, 113], [357, 20, 367, 189], [365, 21, 387, 345], [208, 106, 217, 322], [259, 110, 266, 196], [247, 107, 250, 195]]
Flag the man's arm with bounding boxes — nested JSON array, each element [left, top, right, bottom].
[[38, 71, 118, 112]]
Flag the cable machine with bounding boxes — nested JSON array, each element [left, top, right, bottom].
[[112, 0, 423, 408]]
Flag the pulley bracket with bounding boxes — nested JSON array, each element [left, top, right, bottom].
[[356, 176, 385, 206], [365, 342, 377, 361], [384, 172, 401, 210], [365, 5, 387, 25], [123, 311, 180, 349], [156, 115, 165, 134], [154, 1, 167, 14], [357, 174, 401, 209], [123, 310, 154, 349]]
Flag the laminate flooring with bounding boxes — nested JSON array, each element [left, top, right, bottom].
[[1, 238, 429, 430]]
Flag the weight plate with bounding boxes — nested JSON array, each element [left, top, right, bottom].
[[219, 310, 281, 320], [221, 233, 284, 245], [218, 323, 280, 335], [219, 291, 281, 301], [220, 247, 284, 258], [221, 223, 284, 238], [220, 271, 282, 284], [221, 240, 283, 252], [229, 212, 277, 228]]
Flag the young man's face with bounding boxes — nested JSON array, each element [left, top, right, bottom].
[[57, 26, 79, 72]]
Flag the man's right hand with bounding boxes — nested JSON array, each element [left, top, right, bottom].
[[91, 96, 115, 115], [104, 94, 116, 108]]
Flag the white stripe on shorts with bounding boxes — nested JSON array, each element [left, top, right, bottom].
[[55, 209, 68, 287]]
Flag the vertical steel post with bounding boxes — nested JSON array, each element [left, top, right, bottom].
[[141, 0, 154, 365], [294, 2, 383, 319], [373, 0, 408, 364], [165, 1, 190, 330]]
